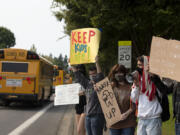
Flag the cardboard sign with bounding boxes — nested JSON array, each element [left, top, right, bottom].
[[70, 28, 101, 65], [118, 41, 132, 69], [54, 83, 81, 106], [149, 36, 180, 82], [95, 77, 122, 127]]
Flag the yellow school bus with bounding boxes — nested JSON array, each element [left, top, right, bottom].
[[64, 73, 72, 84], [0, 48, 54, 106], [53, 65, 64, 86]]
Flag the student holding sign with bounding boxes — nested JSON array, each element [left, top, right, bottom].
[[71, 56, 105, 135], [131, 56, 168, 135], [108, 64, 136, 135]]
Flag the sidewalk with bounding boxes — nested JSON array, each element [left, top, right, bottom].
[[57, 105, 109, 135]]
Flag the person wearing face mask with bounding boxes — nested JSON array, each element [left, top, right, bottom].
[[131, 56, 166, 135], [71, 56, 105, 135], [108, 64, 137, 135], [74, 64, 87, 135]]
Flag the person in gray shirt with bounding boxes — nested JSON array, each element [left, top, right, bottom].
[[71, 56, 105, 135]]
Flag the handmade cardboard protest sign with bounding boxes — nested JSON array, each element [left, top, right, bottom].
[[95, 77, 122, 127], [149, 36, 180, 82], [70, 28, 101, 65], [54, 83, 81, 106]]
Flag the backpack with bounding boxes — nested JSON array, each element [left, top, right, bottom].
[[156, 89, 170, 122]]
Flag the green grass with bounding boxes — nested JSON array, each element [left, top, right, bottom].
[[162, 94, 175, 135]]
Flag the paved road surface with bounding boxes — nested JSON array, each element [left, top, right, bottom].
[[0, 101, 109, 135]]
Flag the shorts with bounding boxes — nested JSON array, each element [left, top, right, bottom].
[[75, 95, 86, 114]]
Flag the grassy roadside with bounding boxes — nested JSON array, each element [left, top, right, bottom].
[[162, 94, 175, 135]]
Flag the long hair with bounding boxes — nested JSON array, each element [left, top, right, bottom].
[[108, 64, 128, 87], [76, 64, 87, 77]]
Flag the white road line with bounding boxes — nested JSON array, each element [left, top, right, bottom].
[[8, 103, 53, 135]]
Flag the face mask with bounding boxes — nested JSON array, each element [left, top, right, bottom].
[[89, 75, 96, 81], [136, 67, 143, 75], [114, 74, 125, 82]]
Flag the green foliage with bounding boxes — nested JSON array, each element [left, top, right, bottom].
[[29, 44, 37, 53], [41, 53, 54, 64], [41, 53, 68, 71], [52, 0, 180, 74], [0, 27, 16, 49], [32, 44, 68, 71], [53, 54, 68, 71]]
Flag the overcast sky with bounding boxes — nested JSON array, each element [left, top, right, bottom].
[[0, 0, 70, 58]]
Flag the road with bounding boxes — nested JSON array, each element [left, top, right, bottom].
[[0, 101, 75, 135], [0, 101, 109, 135]]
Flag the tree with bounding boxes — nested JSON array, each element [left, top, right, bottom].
[[0, 27, 16, 49], [29, 44, 69, 70], [41, 53, 54, 63], [52, 0, 180, 74], [29, 44, 37, 53], [54, 54, 64, 68], [63, 55, 68, 71]]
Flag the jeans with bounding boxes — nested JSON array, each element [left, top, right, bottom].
[[176, 123, 180, 135], [137, 117, 162, 135], [85, 114, 105, 135], [109, 127, 135, 135]]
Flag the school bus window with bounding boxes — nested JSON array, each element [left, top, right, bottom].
[[40, 63, 53, 77], [45, 65, 53, 76], [2, 62, 28, 72]]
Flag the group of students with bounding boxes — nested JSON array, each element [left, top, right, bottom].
[[70, 55, 180, 135]]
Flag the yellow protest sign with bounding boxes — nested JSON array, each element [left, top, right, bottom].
[[70, 28, 101, 65]]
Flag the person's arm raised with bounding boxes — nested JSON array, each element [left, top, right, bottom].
[[95, 56, 101, 73]]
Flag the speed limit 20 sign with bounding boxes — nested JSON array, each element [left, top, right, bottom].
[[118, 41, 132, 69]]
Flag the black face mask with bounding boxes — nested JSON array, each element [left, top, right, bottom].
[[136, 67, 143, 75]]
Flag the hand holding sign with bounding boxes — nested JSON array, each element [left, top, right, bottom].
[[121, 108, 133, 120], [95, 77, 122, 127], [70, 28, 101, 65]]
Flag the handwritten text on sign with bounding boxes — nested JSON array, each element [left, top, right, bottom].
[[70, 28, 101, 65], [96, 77, 122, 127]]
